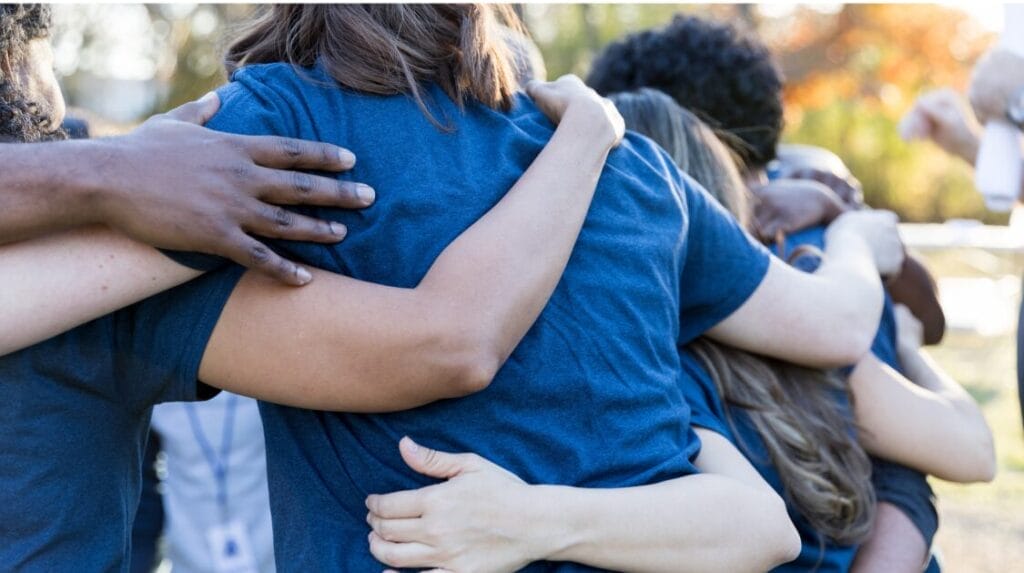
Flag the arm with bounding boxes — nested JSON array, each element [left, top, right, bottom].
[[851, 502, 931, 573], [0, 92, 368, 285], [886, 255, 946, 346], [0, 93, 375, 355], [365, 433, 800, 573], [0, 226, 197, 356], [199, 77, 624, 411], [706, 210, 898, 368], [849, 306, 995, 483]]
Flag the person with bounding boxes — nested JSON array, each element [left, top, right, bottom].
[[364, 89, 994, 573], [0, 4, 375, 297], [147, 393, 276, 573], [158, 5, 917, 571], [585, 13, 946, 343], [0, 5, 636, 571], [586, 15, 948, 569], [902, 47, 1024, 436]]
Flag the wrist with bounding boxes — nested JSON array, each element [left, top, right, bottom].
[[528, 485, 586, 562], [562, 103, 618, 153], [73, 137, 131, 225]]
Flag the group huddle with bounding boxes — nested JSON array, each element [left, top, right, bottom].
[[0, 4, 994, 573]]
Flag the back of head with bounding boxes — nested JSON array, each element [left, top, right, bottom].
[[0, 3, 64, 142], [689, 339, 876, 546], [588, 14, 783, 170], [609, 88, 751, 228], [225, 4, 522, 125]]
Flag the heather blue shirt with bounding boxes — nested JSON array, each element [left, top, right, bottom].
[[196, 62, 771, 571], [0, 268, 243, 571], [679, 349, 858, 572], [681, 225, 937, 571]]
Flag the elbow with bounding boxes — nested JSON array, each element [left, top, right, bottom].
[[443, 328, 503, 396], [768, 495, 802, 569], [824, 307, 879, 368], [452, 348, 501, 395], [958, 427, 997, 483], [930, 423, 997, 484], [751, 490, 801, 571]]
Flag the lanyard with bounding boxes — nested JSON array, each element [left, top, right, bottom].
[[185, 394, 239, 522]]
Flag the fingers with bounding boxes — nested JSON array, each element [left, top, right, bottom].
[[242, 203, 348, 244], [366, 488, 427, 519], [368, 531, 435, 569], [241, 134, 357, 172], [162, 92, 221, 125], [254, 166, 375, 209], [366, 512, 421, 543], [221, 232, 313, 286], [398, 436, 478, 479]]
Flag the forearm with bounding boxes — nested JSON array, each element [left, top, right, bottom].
[[527, 432, 798, 573], [0, 226, 198, 355], [708, 245, 883, 369], [0, 140, 108, 244], [850, 353, 994, 482], [531, 477, 793, 573], [416, 105, 614, 370], [850, 502, 929, 573]]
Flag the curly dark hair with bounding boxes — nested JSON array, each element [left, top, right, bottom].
[[587, 14, 783, 169], [0, 4, 64, 142]]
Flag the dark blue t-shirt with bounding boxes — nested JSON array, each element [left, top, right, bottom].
[[0, 268, 243, 571], [681, 225, 937, 571], [679, 349, 858, 572], [193, 63, 771, 571]]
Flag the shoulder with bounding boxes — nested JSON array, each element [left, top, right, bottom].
[[608, 131, 690, 195], [209, 63, 332, 138]]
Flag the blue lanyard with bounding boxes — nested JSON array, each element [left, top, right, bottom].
[[185, 394, 239, 520]]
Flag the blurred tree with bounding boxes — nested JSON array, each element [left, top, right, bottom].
[[50, 3, 1000, 223]]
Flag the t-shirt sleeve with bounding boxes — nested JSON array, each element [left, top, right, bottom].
[[677, 347, 732, 440], [114, 265, 246, 409], [677, 174, 771, 343]]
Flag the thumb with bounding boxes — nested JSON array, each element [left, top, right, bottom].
[[398, 436, 477, 480], [162, 91, 221, 125]]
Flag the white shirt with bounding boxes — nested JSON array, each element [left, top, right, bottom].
[[151, 392, 275, 573]]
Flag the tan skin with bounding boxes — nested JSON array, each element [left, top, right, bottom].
[[2, 39, 375, 286]]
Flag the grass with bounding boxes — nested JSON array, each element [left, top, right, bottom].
[[909, 247, 1024, 571]]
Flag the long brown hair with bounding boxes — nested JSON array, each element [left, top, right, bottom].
[[225, 4, 522, 126], [616, 88, 876, 545], [689, 340, 875, 546]]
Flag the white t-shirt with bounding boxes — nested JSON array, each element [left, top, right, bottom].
[[151, 392, 275, 573]]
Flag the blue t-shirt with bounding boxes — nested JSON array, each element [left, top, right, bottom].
[[0, 268, 243, 571], [679, 349, 858, 572], [188, 62, 771, 571], [681, 225, 937, 571]]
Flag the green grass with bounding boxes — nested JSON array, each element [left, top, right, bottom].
[[909, 247, 1024, 571]]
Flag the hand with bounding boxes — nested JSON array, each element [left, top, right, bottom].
[[365, 437, 538, 573], [92, 92, 375, 285], [772, 165, 864, 207], [827, 210, 906, 278], [527, 75, 625, 149], [751, 178, 847, 242], [900, 88, 982, 163], [893, 303, 924, 360], [969, 49, 1024, 126]]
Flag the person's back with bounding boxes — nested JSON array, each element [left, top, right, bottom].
[[209, 61, 692, 571], [199, 6, 769, 569]]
